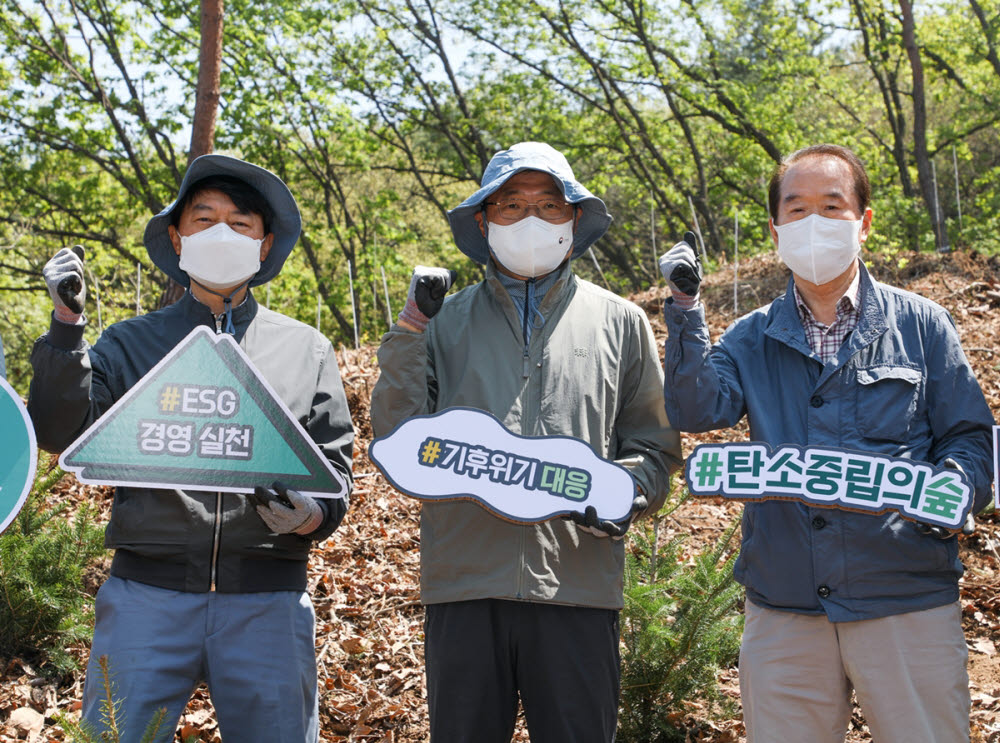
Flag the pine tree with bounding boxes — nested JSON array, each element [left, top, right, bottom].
[[0, 461, 106, 672], [618, 492, 744, 742]]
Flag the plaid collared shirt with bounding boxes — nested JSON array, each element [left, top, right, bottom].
[[794, 270, 861, 364]]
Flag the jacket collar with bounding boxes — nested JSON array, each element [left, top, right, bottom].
[[178, 289, 259, 342], [765, 261, 888, 367], [837, 261, 888, 361], [484, 259, 575, 340]]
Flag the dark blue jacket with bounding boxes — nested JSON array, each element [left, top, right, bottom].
[[663, 263, 993, 621], [28, 292, 354, 594]]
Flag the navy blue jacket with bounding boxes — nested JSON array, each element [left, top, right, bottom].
[[29, 292, 354, 594], [663, 263, 993, 621]]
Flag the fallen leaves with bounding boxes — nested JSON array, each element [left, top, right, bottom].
[[5, 251, 1000, 742]]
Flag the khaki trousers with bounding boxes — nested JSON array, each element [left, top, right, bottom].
[[740, 600, 970, 743]]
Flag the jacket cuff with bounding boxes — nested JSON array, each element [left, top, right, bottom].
[[46, 312, 87, 351], [397, 299, 431, 332], [305, 496, 348, 541], [666, 292, 700, 311], [663, 298, 707, 331]]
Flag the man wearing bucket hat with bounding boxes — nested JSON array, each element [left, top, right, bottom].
[[372, 142, 681, 741], [28, 155, 354, 742]]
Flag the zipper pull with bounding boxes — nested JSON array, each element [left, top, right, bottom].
[[214, 314, 223, 334], [523, 350, 531, 378]]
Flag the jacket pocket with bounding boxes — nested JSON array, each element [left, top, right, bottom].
[[855, 365, 922, 443]]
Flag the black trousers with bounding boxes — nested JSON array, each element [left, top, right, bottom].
[[424, 598, 621, 743]]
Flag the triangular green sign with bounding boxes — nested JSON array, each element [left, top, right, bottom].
[[60, 326, 347, 498]]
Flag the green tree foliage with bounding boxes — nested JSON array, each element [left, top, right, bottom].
[[56, 655, 197, 743], [1, 0, 999, 360], [0, 461, 106, 673], [618, 502, 743, 741]]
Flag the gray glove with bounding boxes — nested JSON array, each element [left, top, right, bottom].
[[568, 495, 648, 540], [398, 266, 457, 331], [916, 458, 975, 538], [249, 481, 324, 535], [43, 246, 86, 323], [658, 231, 702, 297]]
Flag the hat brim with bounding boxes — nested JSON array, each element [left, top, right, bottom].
[[143, 154, 302, 287], [447, 165, 612, 265]]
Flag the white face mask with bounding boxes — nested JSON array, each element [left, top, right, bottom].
[[178, 222, 263, 291], [487, 216, 574, 278], [774, 213, 863, 285]]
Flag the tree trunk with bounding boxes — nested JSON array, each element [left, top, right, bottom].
[[900, 0, 949, 250], [190, 0, 224, 163], [160, 0, 225, 308]]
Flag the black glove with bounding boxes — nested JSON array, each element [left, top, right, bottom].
[[413, 267, 457, 318], [43, 245, 86, 321], [398, 266, 457, 330], [568, 495, 648, 540], [657, 231, 702, 296]]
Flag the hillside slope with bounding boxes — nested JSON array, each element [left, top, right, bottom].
[[3, 250, 1000, 743]]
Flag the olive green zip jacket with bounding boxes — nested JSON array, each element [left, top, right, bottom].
[[372, 262, 681, 609]]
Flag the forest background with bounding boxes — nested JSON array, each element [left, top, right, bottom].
[[2, 0, 1000, 397], [2, 1, 1000, 739]]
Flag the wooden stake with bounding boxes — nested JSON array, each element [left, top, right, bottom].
[[347, 260, 359, 350], [953, 145, 963, 231], [380, 266, 392, 327], [588, 248, 610, 290], [687, 195, 707, 261], [733, 211, 739, 316], [650, 197, 657, 278]]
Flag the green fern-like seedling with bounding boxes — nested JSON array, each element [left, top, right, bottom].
[[618, 489, 744, 742], [56, 655, 173, 743], [0, 459, 106, 673]]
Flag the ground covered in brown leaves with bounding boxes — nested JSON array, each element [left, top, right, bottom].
[[3, 250, 1000, 742]]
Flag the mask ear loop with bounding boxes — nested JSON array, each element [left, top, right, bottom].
[[189, 276, 254, 334]]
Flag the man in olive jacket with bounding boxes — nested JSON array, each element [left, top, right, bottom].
[[371, 142, 682, 742], [29, 155, 353, 743]]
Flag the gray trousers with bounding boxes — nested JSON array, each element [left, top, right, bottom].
[[425, 598, 621, 742], [82, 576, 318, 743]]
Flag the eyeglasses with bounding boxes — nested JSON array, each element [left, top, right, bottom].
[[484, 198, 574, 222]]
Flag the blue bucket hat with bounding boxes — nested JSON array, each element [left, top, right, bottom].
[[447, 142, 612, 264], [143, 154, 302, 288]]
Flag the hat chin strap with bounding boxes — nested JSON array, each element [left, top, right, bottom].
[[189, 276, 254, 335]]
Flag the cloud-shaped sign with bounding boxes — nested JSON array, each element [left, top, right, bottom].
[[369, 407, 635, 524]]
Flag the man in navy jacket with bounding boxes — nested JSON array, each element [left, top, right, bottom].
[[29, 156, 353, 742], [659, 144, 993, 742]]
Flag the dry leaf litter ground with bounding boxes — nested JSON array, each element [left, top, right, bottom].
[[3, 250, 1000, 742]]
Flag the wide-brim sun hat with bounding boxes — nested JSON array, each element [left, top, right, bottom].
[[447, 142, 612, 264], [143, 154, 302, 287]]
